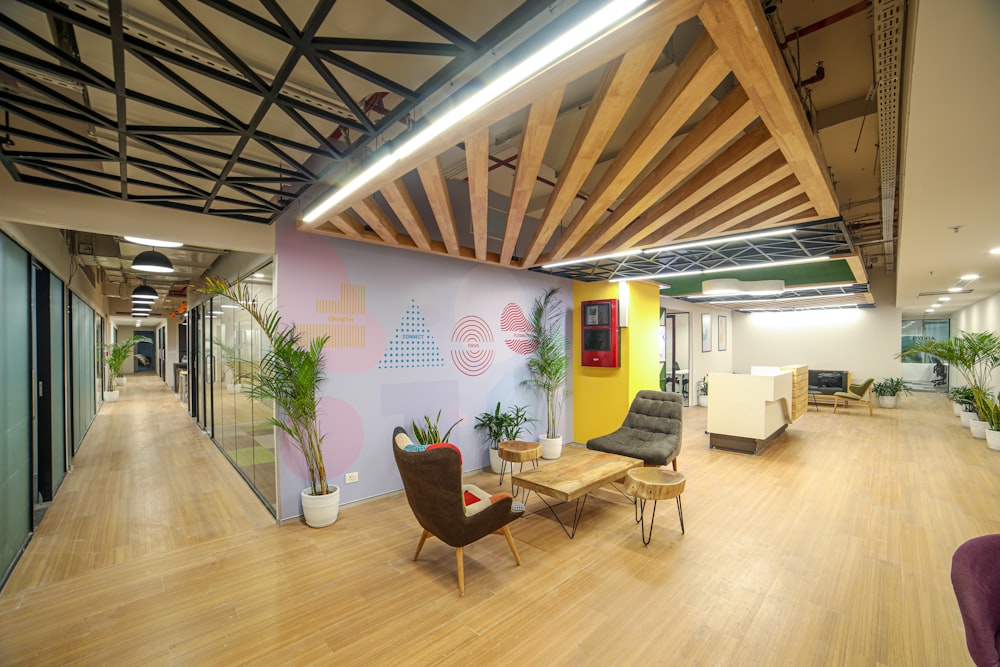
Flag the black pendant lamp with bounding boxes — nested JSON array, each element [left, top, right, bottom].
[[131, 249, 174, 273], [131, 285, 158, 302]]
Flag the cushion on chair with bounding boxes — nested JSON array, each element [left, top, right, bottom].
[[461, 484, 513, 516], [587, 390, 683, 466], [833, 390, 862, 400], [952, 534, 1000, 667]]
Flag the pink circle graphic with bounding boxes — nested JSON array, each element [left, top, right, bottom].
[[500, 302, 536, 355], [451, 315, 495, 376]]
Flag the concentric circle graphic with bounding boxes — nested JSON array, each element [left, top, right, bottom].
[[451, 315, 495, 376], [500, 302, 536, 355]]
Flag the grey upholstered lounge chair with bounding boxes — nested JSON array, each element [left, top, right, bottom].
[[586, 390, 683, 469]]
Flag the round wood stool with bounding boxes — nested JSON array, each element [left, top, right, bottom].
[[498, 440, 542, 498], [624, 467, 686, 544]]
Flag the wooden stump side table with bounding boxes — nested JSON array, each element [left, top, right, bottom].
[[498, 440, 542, 498], [623, 467, 686, 545]]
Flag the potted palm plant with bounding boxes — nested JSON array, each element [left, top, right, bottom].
[[104, 334, 146, 401], [522, 288, 569, 459], [475, 402, 533, 473], [980, 392, 1000, 451], [872, 377, 911, 409], [903, 331, 1000, 438], [202, 277, 337, 527]]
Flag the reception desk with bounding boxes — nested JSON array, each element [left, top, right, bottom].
[[707, 368, 794, 454]]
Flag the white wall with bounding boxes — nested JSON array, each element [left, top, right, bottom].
[[952, 292, 1000, 392], [733, 269, 902, 381], [662, 296, 734, 394]]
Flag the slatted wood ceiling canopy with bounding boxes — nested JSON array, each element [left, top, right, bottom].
[[299, 0, 840, 274]]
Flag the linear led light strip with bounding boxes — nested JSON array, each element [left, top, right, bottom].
[[541, 228, 797, 270], [610, 255, 832, 284], [686, 282, 858, 301], [303, 0, 646, 224]]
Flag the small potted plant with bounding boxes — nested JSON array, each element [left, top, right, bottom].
[[475, 402, 534, 473], [981, 392, 1000, 451], [697, 376, 709, 407], [411, 410, 462, 446], [949, 386, 973, 417], [872, 377, 911, 409], [522, 288, 569, 459], [104, 334, 146, 401]]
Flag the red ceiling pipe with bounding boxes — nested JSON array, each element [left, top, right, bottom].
[[780, 0, 872, 49]]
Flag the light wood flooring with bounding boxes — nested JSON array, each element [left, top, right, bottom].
[[2, 376, 998, 665]]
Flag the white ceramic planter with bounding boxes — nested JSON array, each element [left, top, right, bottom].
[[877, 395, 897, 409], [226, 383, 242, 394], [104, 390, 120, 402], [698, 395, 708, 407], [301, 484, 340, 528], [960, 411, 975, 427], [986, 428, 1000, 451], [952, 402, 964, 417], [540, 435, 563, 460], [489, 448, 503, 474], [969, 418, 988, 439]]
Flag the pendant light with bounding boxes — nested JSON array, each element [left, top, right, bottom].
[[131, 285, 158, 302], [131, 249, 174, 273]]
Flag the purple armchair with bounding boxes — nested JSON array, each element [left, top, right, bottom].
[[951, 534, 1000, 667]]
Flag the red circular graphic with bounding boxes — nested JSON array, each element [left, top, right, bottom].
[[451, 316, 495, 376], [500, 302, 536, 355]]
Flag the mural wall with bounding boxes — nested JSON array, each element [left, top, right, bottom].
[[275, 222, 573, 520]]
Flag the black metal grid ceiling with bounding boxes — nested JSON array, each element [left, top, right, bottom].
[[0, 0, 549, 222], [532, 219, 855, 282]]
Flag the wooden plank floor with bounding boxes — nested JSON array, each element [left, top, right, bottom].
[[2, 376, 998, 665]]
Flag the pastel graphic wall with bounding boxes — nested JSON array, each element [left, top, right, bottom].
[[275, 222, 573, 520]]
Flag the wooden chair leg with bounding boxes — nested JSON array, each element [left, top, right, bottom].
[[501, 525, 522, 566], [833, 397, 839, 414], [414, 529, 430, 560], [456, 546, 465, 597], [867, 398, 873, 415], [672, 458, 678, 471]]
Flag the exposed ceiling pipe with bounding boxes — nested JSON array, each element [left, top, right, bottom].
[[780, 1, 873, 49]]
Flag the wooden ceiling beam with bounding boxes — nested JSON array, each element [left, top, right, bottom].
[[604, 122, 777, 250], [699, 0, 839, 218], [520, 35, 670, 267], [300, 0, 701, 229], [667, 176, 805, 242], [550, 31, 729, 262], [352, 197, 400, 244], [464, 127, 490, 260], [417, 157, 460, 256], [623, 151, 792, 248], [500, 87, 564, 265], [724, 194, 813, 232], [381, 179, 431, 251], [327, 210, 366, 237], [577, 84, 757, 256]]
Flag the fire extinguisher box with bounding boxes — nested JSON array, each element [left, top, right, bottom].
[[581, 299, 619, 367]]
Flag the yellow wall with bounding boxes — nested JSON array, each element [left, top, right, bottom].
[[572, 281, 660, 442]]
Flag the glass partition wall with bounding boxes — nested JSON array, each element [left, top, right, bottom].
[[201, 266, 277, 514], [901, 319, 950, 392]]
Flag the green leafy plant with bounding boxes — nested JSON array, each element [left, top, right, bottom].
[[202, 276, 332, 496], [104, 334, 146, 391], [979, 392, 1000, 431], [697, 376, 709, 396], [474, 402, 535, 450], [873, 377, 912, 397], [949, 386, 977, 412], [411, 410, 462, 445], [522, 288, 569, 439], [902, 331, 1000, 419]]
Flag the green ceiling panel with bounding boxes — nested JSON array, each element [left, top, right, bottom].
[[657, 259, 856, 295]]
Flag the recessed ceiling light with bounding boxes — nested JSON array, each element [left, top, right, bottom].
[[960, 273, 980, 281], [124, 236, 183, 248], [990, 247, 1000, 255], [947, 287, 963, 293], [937, 297, 951, 302], [925, 309, 934, 313]]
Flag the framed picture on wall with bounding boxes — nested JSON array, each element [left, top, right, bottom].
[[701, 313, 712, 352], [718, 315, 727, 351]]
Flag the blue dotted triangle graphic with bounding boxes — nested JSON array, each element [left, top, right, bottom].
[[378, 299, 446, 369]]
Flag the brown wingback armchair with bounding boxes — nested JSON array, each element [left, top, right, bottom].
[[392, 427, 523, 596]]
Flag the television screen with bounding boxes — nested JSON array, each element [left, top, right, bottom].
[[808, 370, 848, 393]]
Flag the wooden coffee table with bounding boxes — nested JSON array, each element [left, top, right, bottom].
[[512, 446, 642, 538]]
